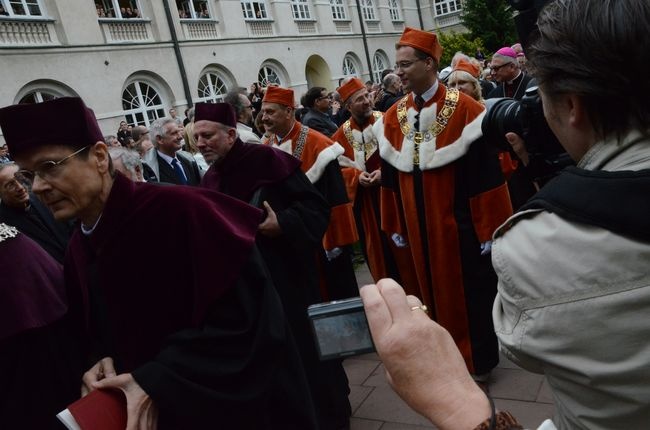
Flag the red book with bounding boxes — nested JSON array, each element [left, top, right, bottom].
[[57, 389, 127, 430]]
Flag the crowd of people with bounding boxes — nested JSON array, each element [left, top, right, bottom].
[[1, 0, 649, 429]]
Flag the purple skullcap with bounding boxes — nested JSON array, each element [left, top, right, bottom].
[[496, 47, 518, 58], [0, 97, 103, 159], [194, 102, 238, 128]]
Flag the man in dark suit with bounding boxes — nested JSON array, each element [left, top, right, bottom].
[[301, 87, 339, 137], [143, 117, 201, 185], [0, 162, 72, 263]]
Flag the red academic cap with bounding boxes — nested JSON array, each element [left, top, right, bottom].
[[195, 102, 237, 128], [0, 97, 103, 159], [398, 27, 443, 64], [262, 86, 295, 108], [453, 59, 480, 79], [337, 78, 365, 104]]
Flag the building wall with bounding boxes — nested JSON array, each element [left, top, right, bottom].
[[0, 0, 464, 139]]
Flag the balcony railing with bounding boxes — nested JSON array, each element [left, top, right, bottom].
[[295, 20, 316, 34], [246, 20, 273, 37], [334, 20, 351, 33], [0, 17, 58, 46], [181, 19, 219, 40], [365, 20, 380, 33], [98, 19, 152, 43], [434, 11, 462, 28]]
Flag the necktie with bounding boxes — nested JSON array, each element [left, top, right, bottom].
[[414, 95, 425, 131], [171, 158, 188, 185], [415, 95, 425, 111]]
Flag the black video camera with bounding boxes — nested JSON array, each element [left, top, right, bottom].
[[481, 0, 573, 182]]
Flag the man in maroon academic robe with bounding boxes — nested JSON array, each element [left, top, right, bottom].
[[194, 102, 352, 430], [0, 97, 317, 429], [0, 225, 84, 430]]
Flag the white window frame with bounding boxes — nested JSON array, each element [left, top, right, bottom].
[[176, 0, 212, 19], [18, 91, 58, 104], [258, 65, 282, 87], [94, 0, 142, 19], [342, 56, 358, 77], [2, 0, 43, 17], [197, 71, 230, 103], [329, 0, 347, 20], [434, 0, 461, 16], [388, 0, 401, 21], [372, 51, 388, 84], [291, 0, 311, 20], [122, 81, 166, 127], [241, 0, 268, 20], [360, 0, 376, 21]]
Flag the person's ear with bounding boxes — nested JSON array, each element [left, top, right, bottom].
[[92, 141, 110, 172]]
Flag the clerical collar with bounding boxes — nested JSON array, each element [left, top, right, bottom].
[[412, 80, 439, 104], [81, 213, 103, 235], [506, 71, 522, 85]]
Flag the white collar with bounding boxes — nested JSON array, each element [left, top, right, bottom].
[[81, 213, 103, 235], [412, 80, 439, 103], [157, 149, 178, 166]]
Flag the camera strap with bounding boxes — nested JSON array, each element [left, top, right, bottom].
[[397, 89, 459, 166]]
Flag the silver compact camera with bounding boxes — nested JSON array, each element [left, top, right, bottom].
[[307, 297, 375, 360]]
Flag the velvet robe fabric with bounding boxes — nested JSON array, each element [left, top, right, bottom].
[[0, 229, 84, 430], [201, 139, 353, 429], [64, 173, 317, 429]]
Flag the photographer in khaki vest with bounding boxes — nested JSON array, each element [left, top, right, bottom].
[[360, 0, 650, 429]]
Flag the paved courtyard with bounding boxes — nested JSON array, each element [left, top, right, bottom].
[[346, 264, 555, 429]]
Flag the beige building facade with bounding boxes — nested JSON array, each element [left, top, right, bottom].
[[0, 0, 464, 139]]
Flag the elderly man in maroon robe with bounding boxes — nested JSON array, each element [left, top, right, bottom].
[[194, 102, 353, 430], [0, 97, 317, 429]]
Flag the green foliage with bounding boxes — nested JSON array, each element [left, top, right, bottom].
[[437, 32, 486, 68], [461, 0, 517, 53]]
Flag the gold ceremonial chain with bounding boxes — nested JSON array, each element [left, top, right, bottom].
[[268, 125, 309, 159], [294, 125, 309, 159], [0, 223, 19, 242], [343, 111, 382, 163], [397, 89, 459, 165]]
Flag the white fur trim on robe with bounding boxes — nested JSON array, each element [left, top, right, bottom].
[[374, 104, 485, 172], [273, 139, 344, 184]]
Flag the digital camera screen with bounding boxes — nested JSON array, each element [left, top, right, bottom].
[[312, 311, 374, 359]]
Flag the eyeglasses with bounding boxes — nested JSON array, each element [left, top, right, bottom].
[[3, 176, 27, 192], [394, 59, 425, 70], [317, 96, 330, 101], [18, 145, 91, 183], [490, 62, 513, 72]]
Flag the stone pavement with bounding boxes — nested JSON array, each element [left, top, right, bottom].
[[345, 263, 555, 429]]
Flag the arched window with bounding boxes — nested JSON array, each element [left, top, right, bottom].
[[14, 80, 76, 105], [342, 56, 358, 77], [372, 51, 389, 83], [258, 65, 282, 87], [197, 71, 229, 103], [121, 81, 166, 126], [19, 91, 58, 104]]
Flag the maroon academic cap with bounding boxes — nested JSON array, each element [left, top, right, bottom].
[[0, 97, 103, 159], [194, 102, 237, 128]]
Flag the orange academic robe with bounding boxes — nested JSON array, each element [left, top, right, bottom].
[[333, 112, 418, 290], [374, 85, 513, 374]]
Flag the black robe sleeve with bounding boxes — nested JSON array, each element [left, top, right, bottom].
[[131, 247, 317, 430]]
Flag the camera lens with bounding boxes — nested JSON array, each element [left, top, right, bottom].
[[481, 98, 524, 152]]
